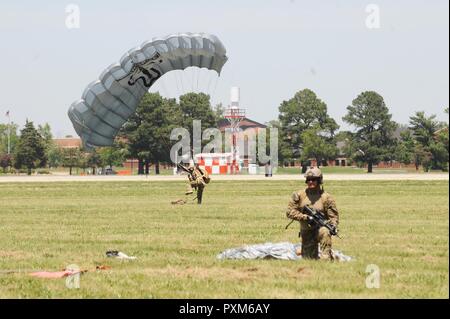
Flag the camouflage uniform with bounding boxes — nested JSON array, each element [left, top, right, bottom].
[[286, 168, 339, 260], [185, 166, 209, 204]]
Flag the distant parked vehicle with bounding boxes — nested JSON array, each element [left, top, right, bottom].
[[105, 167, 116, 175]]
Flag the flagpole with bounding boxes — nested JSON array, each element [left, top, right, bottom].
[[7, 111, 11, 155]]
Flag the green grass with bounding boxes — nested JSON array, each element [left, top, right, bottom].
[[276, 166, 367, 174], [275, 166, 444, 174], [0, 180, 448, 298]]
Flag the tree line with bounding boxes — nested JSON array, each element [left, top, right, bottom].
[[0, 92, 224, 175], [276, 89, 448, 173], [0, 121, 129, 175], [1, 90, 448, 174]]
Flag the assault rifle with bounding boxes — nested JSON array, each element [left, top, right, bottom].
[[285, 205, 341, 238], [302, 205, 341, 239]]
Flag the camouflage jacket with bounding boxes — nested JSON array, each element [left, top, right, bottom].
[[189, 167, 209, 185], [286, 188, 339, 227]]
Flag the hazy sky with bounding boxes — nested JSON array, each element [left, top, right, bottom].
[[1, 0, 448, 137]]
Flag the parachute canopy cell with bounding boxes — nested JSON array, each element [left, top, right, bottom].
[[68, 33, 228, 148]]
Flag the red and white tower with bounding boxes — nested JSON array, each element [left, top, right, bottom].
[[224, 87, 245, 174]]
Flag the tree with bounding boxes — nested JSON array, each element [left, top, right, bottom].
[[343, 91, 397, 173], [213, 103, 226, 123], [37, 123, 53, 146], [179, 92, 217, 158], [395, 130, 415, 166], [62, 147, 80, 175], [278, 89, 338, 170], [409, 112, 439, 147], [409, 111, 448, 171], [0, 153, 12, 173], [37, 123, 61, 169], [46, 145, 63, 169], [413, 143, 432, 172], [86, 149, 102, 175], [121, 92, 182, 174], [98, 143, 127, 169], [13, 120, 47, 175], [300, 128, 338, 167]]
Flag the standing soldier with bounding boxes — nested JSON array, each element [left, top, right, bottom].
[[185, 163, 210, 204], [286, 167, 339, 260]]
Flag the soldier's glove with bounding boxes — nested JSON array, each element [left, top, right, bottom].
[[299, 213, 311, 222], [306, 215, 315, 225]]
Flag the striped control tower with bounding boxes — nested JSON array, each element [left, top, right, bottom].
[[224, 87, 245, 174]]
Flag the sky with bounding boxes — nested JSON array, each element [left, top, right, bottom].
[[0, 0, 448, 137]]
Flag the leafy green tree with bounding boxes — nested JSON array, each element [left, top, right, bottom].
[[278, 89, 338, 170], [409, 112, 439, 147], [121, 93, 182, 174], [213, 103, 226, 123], [409, 111, 448, 171], [180, 92, 216, 129], [46, 145, 63, 169], [343, 91, 398, 173], [62, 147, 80, 175], [395, 130, 415, 166], [179, 92, 217, 158], [429, 141, 448, 171], [414, 143, 432, 172], [13, 120, 47, 175], [86, 149, 102, 175], [98, 143, 127, 169], [300, 128, 338, 167], [37, 123, 61, 169], [0, 153, 12, 173], [37, 123, 53, 146]]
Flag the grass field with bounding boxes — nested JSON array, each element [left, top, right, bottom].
[[0, 180, 448, 298]]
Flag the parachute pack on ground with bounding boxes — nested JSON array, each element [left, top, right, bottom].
[[68, 33, 228, 149]]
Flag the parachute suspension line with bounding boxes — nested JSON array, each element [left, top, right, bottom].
[[180, 70, 186, 96], [206, 71, 213, 98], [178, 70, 186, 96], [197, 69, 202, 93], [211, 73, 219, 104], [159, 76, 170, 99], [194, 68, 198, 93], [191, 68, 195, 93], [173, 71, 182, 100]]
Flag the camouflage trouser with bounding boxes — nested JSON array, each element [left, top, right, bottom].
[[299, 222, 333, 260], [186, 177, 205, 204]]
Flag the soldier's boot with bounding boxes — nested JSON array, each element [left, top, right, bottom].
[[300, 228, 319, 259], [318, 227, 334, 261], [197, 186, 204, 204]]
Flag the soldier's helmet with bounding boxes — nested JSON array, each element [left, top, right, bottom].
[[304, 167, 323, 184]]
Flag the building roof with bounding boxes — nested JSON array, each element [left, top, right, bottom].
[[218, 117, 267, 132], [53, 137, 82, 149]]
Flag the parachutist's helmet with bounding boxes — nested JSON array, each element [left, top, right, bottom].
[[304, 167, 323, 184]]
